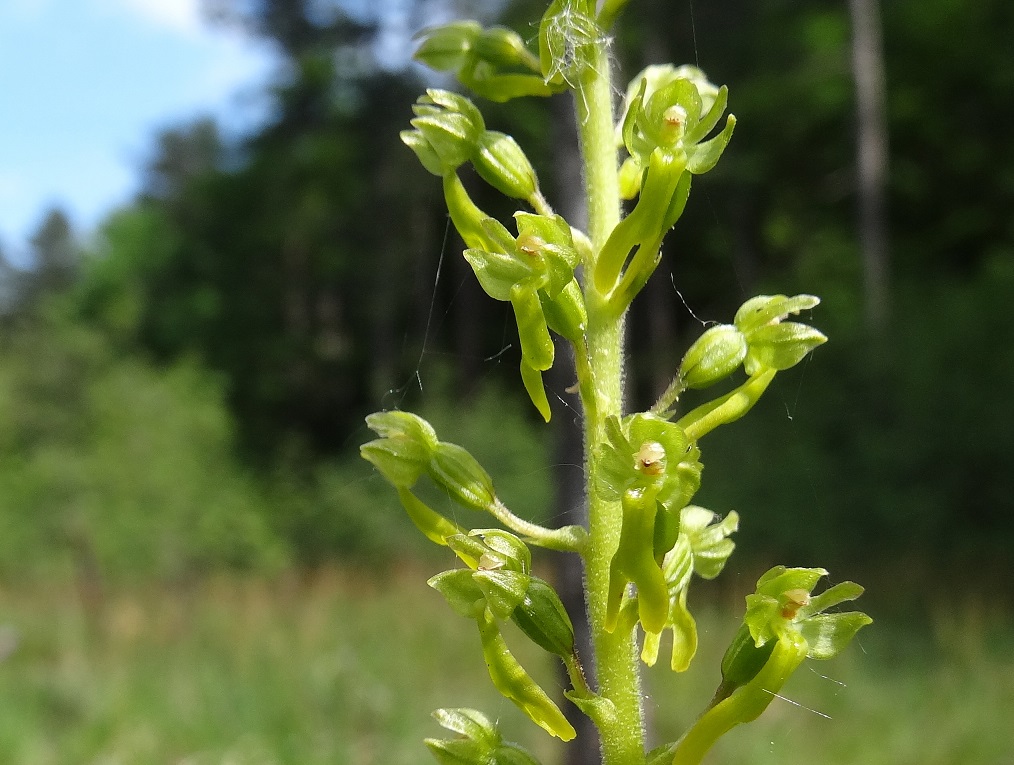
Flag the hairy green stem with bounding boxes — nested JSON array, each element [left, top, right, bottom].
[[576, 38, 646, 765]]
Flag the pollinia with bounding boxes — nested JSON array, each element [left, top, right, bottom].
[[362, 2, 871, 763]]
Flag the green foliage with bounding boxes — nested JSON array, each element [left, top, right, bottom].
[[0, 317, 284, 580], [0, 576, 1008, 765]]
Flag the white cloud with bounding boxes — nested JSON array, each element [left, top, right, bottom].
[[101, 0, 205, 38]]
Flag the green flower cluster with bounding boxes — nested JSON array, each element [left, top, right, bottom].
[[361, 3, 870, 763]]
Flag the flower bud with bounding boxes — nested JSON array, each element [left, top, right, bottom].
[[404, 90, 485, 175], [510, 576, 575, 657], [473, 26, 538, 71], [715, 623, 778, 703], [413, 21, 482, 72], [473, 131, 539, 200], [361, 411, 439, 487], [428, 442, 497, 513], [678, 324, 747, 389]]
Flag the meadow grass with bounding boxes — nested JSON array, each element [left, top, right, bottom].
[[0, 568, 1009, 764]]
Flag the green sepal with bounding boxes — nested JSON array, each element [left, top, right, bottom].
[[594, 416, 635, 502], [401, 129, 446, 176], [448, 529, 531, 573], [520, 357, 552, 423], [428, 442, 497, 512], [463, 246, 536, 302], [514, 212, 578, 297], [446, 533, 491, 570], [800, 580, 866, 619], [431, 707, 501, 747], [685, 114, 736, 175], [678, 324, 747, 390], [474, 569, 532, 620], [685, 84, 729, 145], [360, 439, 428, 487], [410, 113, 480, 172], [424, 737, 488, 765], [744, 321, 827, 374], [685, 506, 738, 580], [429, 569, 488, 619], [800, 612, 873, 660], [396, 487, 464, 545], [474, 131, 539, 200], [734, 293, 820, 335], [477, 529, 533, 573], [476, 608, 577, 741], [660, 530, 693, 594], [365, 410, 439, 447], [510, 576, 575, 657], [597, 0, 631, 30]]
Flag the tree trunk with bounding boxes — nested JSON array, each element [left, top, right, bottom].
[[849, 0, 891, 332], [549, 91, 601, 764]]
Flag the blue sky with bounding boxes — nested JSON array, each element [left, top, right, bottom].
[[0, 0, 277, 264]]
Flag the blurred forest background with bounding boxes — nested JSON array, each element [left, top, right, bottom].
[[1, 0, 1012, 762]]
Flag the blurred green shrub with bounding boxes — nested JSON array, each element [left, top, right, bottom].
[[0, 317, 286, 581]]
